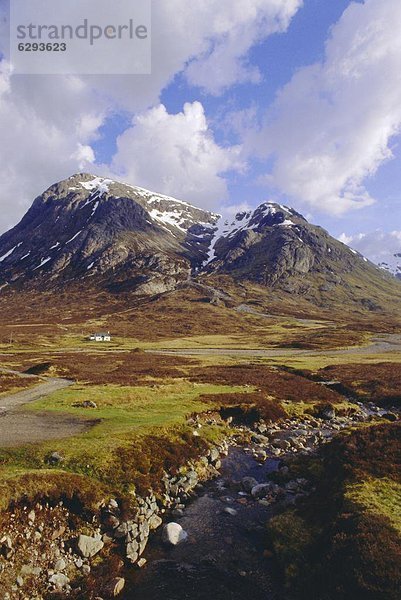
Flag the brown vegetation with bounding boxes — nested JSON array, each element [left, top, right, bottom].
[[198, 392, 287, 423], [190, 364, 343, 404], [320, 362, 401, 407], [268, 423, 401, 600], [0, 372, 37, 394], [23, 352, 194, 385]]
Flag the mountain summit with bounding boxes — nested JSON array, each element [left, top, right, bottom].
[[0, 174, 218, 295], [0, 174, 399, 310]]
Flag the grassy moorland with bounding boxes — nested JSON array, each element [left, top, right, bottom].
[[0, 350, 338, 509], [0, 283, 400, 600], [0, 372, 38, 396], [268, 423, 401, 600]]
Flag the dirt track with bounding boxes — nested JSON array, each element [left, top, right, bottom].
[[145, 334, 401, 358], [0, 376, 73, 416], [0, 372, 92, 447]]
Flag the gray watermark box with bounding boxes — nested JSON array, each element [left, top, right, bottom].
[[10, 0, 151, 75]]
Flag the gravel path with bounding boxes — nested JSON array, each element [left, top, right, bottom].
[[145, 334, 401, 358], [0, 376, 73, 416], [0, 370, 88, 447]]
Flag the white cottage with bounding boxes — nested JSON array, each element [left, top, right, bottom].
[[89, 332, 111, 342]]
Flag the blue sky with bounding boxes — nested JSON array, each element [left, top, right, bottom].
[[0, 0, 400, 264]]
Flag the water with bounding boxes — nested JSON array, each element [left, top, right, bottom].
[[123, 447, 283, 600]]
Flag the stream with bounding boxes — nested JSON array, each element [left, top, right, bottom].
[[121, 392, 400, 600], [124, 448, 283, 600]]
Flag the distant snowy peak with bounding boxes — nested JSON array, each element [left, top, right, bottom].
[[379, 253, 401, 279]]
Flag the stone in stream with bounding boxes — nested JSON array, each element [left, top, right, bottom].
[[223, 507, 238, 516], [273, 439, 291, 450], [241, 476, 258, 493], [383, 412, 397, 422], [77, 534, 104, 558], [251, 483, 275, 499], [162, 523, 188, 546]]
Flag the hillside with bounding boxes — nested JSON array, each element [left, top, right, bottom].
[[0, 173, 399, 323]]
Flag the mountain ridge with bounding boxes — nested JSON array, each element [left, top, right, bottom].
[[0, 173, 399, 314]]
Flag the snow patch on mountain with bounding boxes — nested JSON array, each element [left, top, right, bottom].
[[204, 203, 295, 265], [80, 177, 113, 196], [33, 256, 52, 270], [66, 230, 82, 245], [149, 208, 188, 232], [0, 242, 22, 262]]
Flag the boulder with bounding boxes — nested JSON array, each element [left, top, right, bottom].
[[77, 534, 104, 558], [251, 483, 273, 499], [48, 451, 64, 465], [162, 523, 188, 546], [241, 476, 258, 493]]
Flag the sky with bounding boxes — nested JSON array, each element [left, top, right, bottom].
[[0, 0, 400, 268]]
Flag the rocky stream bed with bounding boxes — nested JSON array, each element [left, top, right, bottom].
[[0, 399, 399, 599]]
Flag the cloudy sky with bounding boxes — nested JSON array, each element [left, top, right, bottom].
[[0, 0, 400, 267]]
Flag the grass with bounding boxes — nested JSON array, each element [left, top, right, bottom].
[[0, 380, 249, 502], [0, 372, 38, 396], [267, 423, 401, 600], [346, 478, 401, 535], [25, 381, 247, 432]]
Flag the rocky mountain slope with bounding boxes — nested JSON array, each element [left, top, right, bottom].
[[0, 174, 218, 295], [0, 173, 399, 311]]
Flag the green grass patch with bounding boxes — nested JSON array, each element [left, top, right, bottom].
[[346, 478, 401, 535], [0, 381, 249, 504]]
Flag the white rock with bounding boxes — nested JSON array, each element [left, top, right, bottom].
[[77, 534, 104, 558], [162, 523, 188, 546]]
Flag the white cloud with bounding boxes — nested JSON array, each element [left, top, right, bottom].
[[0, 0, 302, 233], [255, 0, 401, 215], [109, 102, 244, 208], [0, 62, 105, 232], [339, 230, 401, 269], [184, 0, 303, 94]]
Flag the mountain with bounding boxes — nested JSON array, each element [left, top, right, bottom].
[[0, 173, 399, 313], [0, 174, 219, 295]]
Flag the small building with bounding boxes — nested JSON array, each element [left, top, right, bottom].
[[89, 332, 111, 342]]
